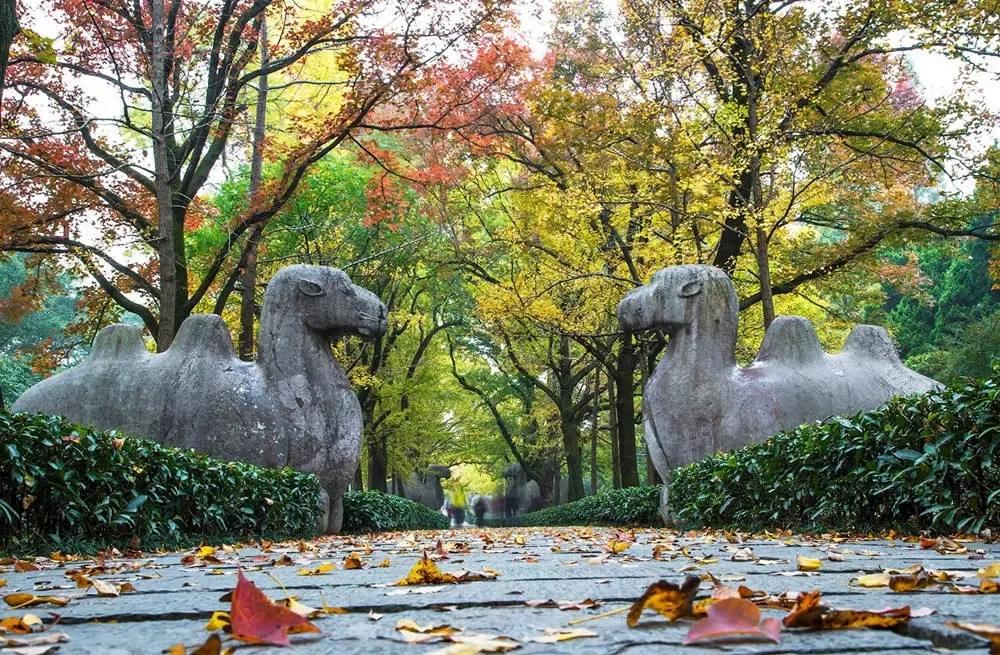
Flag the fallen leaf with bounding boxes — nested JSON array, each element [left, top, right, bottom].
[[378, 559, 391, 568], [947, 621, 1000, 654], [783, 591, 910, 630], [344, 553, 363, 570], [797, 556, 822, 572], [204, 611, 231, 631], [166, 633, 226, 655], [850, 573, 890, 588], [0, 615, 43, 635], [396, 554, 457, 586], [368, 611, 384, 621], [13, 561, 38, 573], [395, 618, 461, 643], [528, 628, 597, 643], [0, 631, 69, 653], [684, 598, 782, 645], [296, 562, 335, 576], [3, 594, 70, 609], [980, 563, 1000, 579], [889, 568, 935, 592], [229, 570, 318, 646], [627, 576, 700, 627]]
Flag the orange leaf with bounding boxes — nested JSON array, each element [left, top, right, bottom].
[[685, 598, 782, 645], [627, 576, 700, 627], [947, 622, 1000, 654], [784, 590, 910, 630], [229, 570, 318, 646]]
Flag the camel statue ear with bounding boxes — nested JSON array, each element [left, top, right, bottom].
[[297, 279, 326, 297], [679, 280, 702, 298]]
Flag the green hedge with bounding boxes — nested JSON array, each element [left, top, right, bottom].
[[670, 374, 1000, 534], [341, 490, 449, 532], [1, 412, 321, 551], [516, 486, 661, 527]]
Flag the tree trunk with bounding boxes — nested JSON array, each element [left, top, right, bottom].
[[615, 334, 639, 487], [755, 229, 774, 329], [608, 377, 621, 488], [590, 369, 599, 495], [149, 0, 186, 350], [238, 18, 268, 360], [0, 0, 18, 112], [556, 336, 585, 501]]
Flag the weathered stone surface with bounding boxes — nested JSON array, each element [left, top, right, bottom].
[[13, 265, 387, 533], [617, 265, 940, 522], [2, 529, 995, 654]]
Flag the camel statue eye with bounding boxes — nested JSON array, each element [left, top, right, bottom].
[[297, 279, 325, 297], [679, 281, 702, 298], [339, 280, 356, 297]]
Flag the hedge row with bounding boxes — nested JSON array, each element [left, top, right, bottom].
[[341, 490, 449, 532], [670, 374, 1000, 534], [516, 486, 661, 527], [1, 412, 321, 550]]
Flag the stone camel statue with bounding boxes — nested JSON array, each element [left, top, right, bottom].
[[616, 264, 940, 524], [14, 265, 387, 534]]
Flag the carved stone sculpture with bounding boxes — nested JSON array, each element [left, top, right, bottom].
[[14, 265, 387, 534], [401, 465, 452, 510], [616, 264, 940, 524]]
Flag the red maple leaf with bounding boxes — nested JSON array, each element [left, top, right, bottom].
[[230, 569, 319, 646]]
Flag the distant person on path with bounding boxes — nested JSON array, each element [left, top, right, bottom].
[[442, 476, 467, 527], [473, 496, 487, 526]]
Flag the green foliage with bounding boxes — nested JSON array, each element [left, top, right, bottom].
[[0, 412, 321, 551], [670, 374, 1000, 534], [0, 256, 89, 404], [516, 486, 661, 527], [341, 491, 448, 532], [880, 234, 1000, 384]]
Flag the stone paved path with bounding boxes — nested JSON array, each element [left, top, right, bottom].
[[3, 527, 999, 654]]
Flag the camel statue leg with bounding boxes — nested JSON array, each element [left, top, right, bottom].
[[326, 484, 347, 534]]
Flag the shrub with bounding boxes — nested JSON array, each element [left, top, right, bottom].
[[1, 412, 321, 551], [341, 490, 449, 532], [670, 374, 1000, 534], [516, 486, 661, 527]]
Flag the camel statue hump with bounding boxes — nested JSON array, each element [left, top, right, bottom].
[[842, 324, 901, 363], [756, 316, 824, 365], [89, 324, 148, 362], [167, 314, 238, 362]]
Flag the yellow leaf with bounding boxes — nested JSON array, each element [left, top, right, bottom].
[[344, 553, 363, 570], [196, 546, 217, 558], [296, 562, 335, 576], [378, 559, 391, 568], [513, 535, 526, 546], [0, 578, 5, 588], [607, 540, 631, 554], [797, 556, 822, 572], [396, 554, 457, 586], [850, 573, 890, 588], [979, 563, 1000, 579], [204, 610, 231, 631]]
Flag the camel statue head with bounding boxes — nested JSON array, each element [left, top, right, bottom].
[[617, 264, 738, 334], [264, 265, 388, 340]]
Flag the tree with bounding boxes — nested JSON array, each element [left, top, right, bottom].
[[0, 0, 16, 107], [1, 0, 514, 349]]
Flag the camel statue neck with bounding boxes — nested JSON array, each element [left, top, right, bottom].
[[664, 296, 737, 374], [257, 292, 350, 389]]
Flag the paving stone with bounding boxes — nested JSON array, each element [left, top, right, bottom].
[[2, 528, 997, 654]]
